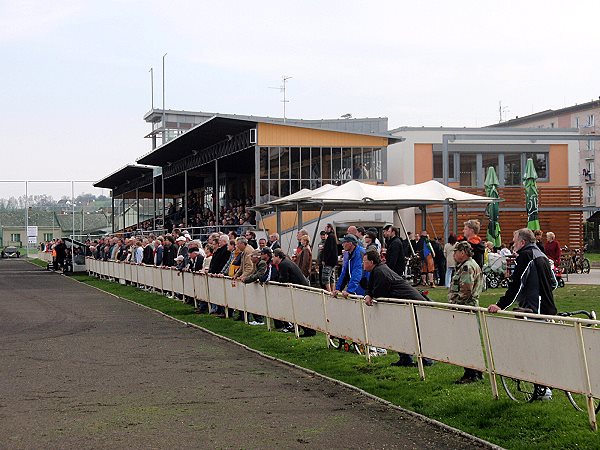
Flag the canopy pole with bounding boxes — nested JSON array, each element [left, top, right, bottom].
[[184, 170, 188, 229], [395, 209, 415, 256], [276, 206, 281, 237], [452, 203, 458, 236], [310, 204, 325, 250], [258, 211, 268, 238], [443, 201, 449, 243], [419, 205, 427, 231]]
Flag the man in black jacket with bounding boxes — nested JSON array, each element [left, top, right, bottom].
[[209, 234, 230, 274], [362, 249, 432, 368], [488, 228, 557, 400], [488, 228, 557, 316], [383, 225, 405, 277], [321, 223, 339, 292], [271, 249, 315, 337], [162, 237, 175, 267]]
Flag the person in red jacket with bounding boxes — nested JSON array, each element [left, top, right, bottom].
[[544, 231, 561, 267]]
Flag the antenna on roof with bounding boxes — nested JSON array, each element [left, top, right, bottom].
[[269, 75, 292, 123], [498, 101, 509, 123]]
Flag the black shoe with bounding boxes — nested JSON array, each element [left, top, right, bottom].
[[390, 360, 417, 367], [455, 376, 478, 385]]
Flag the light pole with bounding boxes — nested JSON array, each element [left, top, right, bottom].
[[162, 53, 167, 144]]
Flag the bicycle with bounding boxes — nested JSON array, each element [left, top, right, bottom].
[[574, 246, 591, 274], [328, 336, 365, 354], [500, 309, 599, 413]]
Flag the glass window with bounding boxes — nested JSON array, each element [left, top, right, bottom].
[[260, 180, 269, 202], [433, 152, 456, 180], [281, 179, 291, 197], [459, 154, 477, 186], [290, 147, 300, 179], [269, 147, 279, 180], [280, 148, 290, 180], [332, 148, 342, 182], [342, 148, 353, 180], [259, 147, 268, 179], [481, 153, 499, 184], [43, 233, 53, 241], [504, 154, 521, 186], [11, 233, 21, 242], [291, 180, 300, 194], [525, 152, 548, 179], [301, 147, 311, 179], [321, 147, 332, 180], [310, 147, 321, 181], [269, 180, 279, 200], [372, 147, 386, 181]]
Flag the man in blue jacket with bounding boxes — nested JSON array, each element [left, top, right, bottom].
[[332, 234, 366, 298]]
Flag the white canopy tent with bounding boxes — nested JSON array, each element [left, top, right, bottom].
[[253, 180, 499, 248]]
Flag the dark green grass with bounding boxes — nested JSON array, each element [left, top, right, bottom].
[[71, 274, 600, 449]]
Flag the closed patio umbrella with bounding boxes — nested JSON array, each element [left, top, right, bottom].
[[484, 166, 501, 248], [524, 158, 540, 231]]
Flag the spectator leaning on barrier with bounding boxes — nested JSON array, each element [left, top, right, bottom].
[[271, 249, 316, 337], [488, 228, 558, 401], [234, 237, 254, 280], [362, 249, 431, 368], [382, 225, 405, 278], [488, 228, 557, 316], [333, 234, 366, 298], [448, 241, 484, 384]]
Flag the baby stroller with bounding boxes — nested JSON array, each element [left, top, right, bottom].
[[483, 253, 508, 289], [549, 259, 565, 288]]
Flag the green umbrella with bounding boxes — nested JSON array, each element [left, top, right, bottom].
[[484, 166, 501, 248], [524, 158, 540, 230]]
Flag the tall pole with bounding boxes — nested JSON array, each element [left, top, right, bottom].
[[71, 181, 75, 242], [149, 67, 154, 110], [282, 75, 291, 123], [162, 53, 167, 144], [25, 181, 28, 255]]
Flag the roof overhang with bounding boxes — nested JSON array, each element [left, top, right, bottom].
[[93, 165, 154, 190]]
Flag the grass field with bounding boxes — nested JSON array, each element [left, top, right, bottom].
[[38, 261, 600, 449]]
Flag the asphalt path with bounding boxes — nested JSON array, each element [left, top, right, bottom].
[[0, 259, 493, 449]]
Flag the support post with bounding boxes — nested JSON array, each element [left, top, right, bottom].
[[214, 160, 219, 225], [135, 188, 139, 231], [184, 170, 188, 228]]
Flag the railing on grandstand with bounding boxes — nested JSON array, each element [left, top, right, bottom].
[[86, 258, 600, 431], [111, 225, 263, 242]]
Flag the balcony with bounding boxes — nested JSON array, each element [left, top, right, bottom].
[[582, 172, 596, 183]]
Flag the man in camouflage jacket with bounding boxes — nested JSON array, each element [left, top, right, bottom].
[[448, 241, 483, 383]]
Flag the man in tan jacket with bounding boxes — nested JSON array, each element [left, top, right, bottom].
[[234, 237, 255, 280]]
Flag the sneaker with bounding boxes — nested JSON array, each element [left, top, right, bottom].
[[376, 348, 388, 355], [538, 388, 553, 401], [249, 321, 265, 326], [281, 326, 293, 333]]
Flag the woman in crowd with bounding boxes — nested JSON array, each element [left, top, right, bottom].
[[545, 231, 561, 267], [296, 234, 313, 279], [444, 233, 457, 288]]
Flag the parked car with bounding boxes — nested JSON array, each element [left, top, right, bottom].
[[1, 246, 21, 258]]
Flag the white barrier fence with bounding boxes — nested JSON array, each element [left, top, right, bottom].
[[86, 257, 600, 430]]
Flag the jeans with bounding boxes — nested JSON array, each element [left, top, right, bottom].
[[445, 267, 455, 288]]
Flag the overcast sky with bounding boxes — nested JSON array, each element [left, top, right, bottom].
[[2, 0, 599, 199]]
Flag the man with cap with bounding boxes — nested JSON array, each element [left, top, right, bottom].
[[175, 235, 189, 267], [332, 234, 366, 298], [449, 241, 484, 383]]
